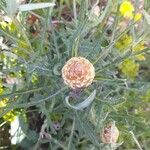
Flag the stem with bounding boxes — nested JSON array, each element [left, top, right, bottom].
[[0, 85, 52, 99], [72, 37, 80, 57], [50, 21, 60, 59], [0, 87, 67, 119], [73, 0, 77, 22], [67, 117, 75, 150], [130, 131, 143, 150]]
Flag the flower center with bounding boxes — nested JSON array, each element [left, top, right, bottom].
[[67, 61, 84, 80]]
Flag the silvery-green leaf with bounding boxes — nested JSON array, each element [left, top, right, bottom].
[[143, 10, 150, 24], [5, 0, 19, 16], [19, 3, 55, 12], [65, 90, 96, 110], [53, 63, 62, 76]]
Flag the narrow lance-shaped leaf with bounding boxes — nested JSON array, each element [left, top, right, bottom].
[[65, 90, 96, 110], [5, 0, 19, 16], [143, 10, 150, 24], [19, 3, 55, 12]]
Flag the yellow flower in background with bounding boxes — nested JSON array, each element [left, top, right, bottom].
[[116, 38, 146, 79], [0, 98, 7, 107], [119, 0, 134, 19], [115, 34, 133, 52], [3, 111, 17, 122], [0, 98, 17, 122], [0, 21, 16, 33], [134, 13, 142, 22], [142, 89, 150, 102], [31, 73, 38, 83], [133, 42, 146, 61], [0, 86, 4, 95], [119, 58, 139, 79], [115, 34, 146, 61], [0, 21, 10, 29]]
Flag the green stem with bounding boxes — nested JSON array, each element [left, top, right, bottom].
[[0, 87, 67, 118], [67, 117, 75, 150], [0, 85, 52, 99], [130, 131, 143, 150]]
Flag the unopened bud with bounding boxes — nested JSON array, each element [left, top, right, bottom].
[[101, 123, 119, 144]]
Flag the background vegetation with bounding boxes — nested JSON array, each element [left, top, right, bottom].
[[0, 0, 150, 149]]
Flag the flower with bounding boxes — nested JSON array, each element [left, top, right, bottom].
[[119, 1, 134, 19], [31, 73, 38, 83], [133, 42, 146, 61], [0, 81, 4, 95], [134, 13, 142, 22], [0, 98, 17, 122], [62, 57, 95, 89], [115, 34, 146, 61], [0, 86, 4, 95], [115, 34, 133, 52], [119, 58, 139, 79], [0, 18, 16, 33], [101, 123, 119, 144], [142, 90, 150, 102], [0, 98, 7, 107], [3, 111, 17, 122]]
